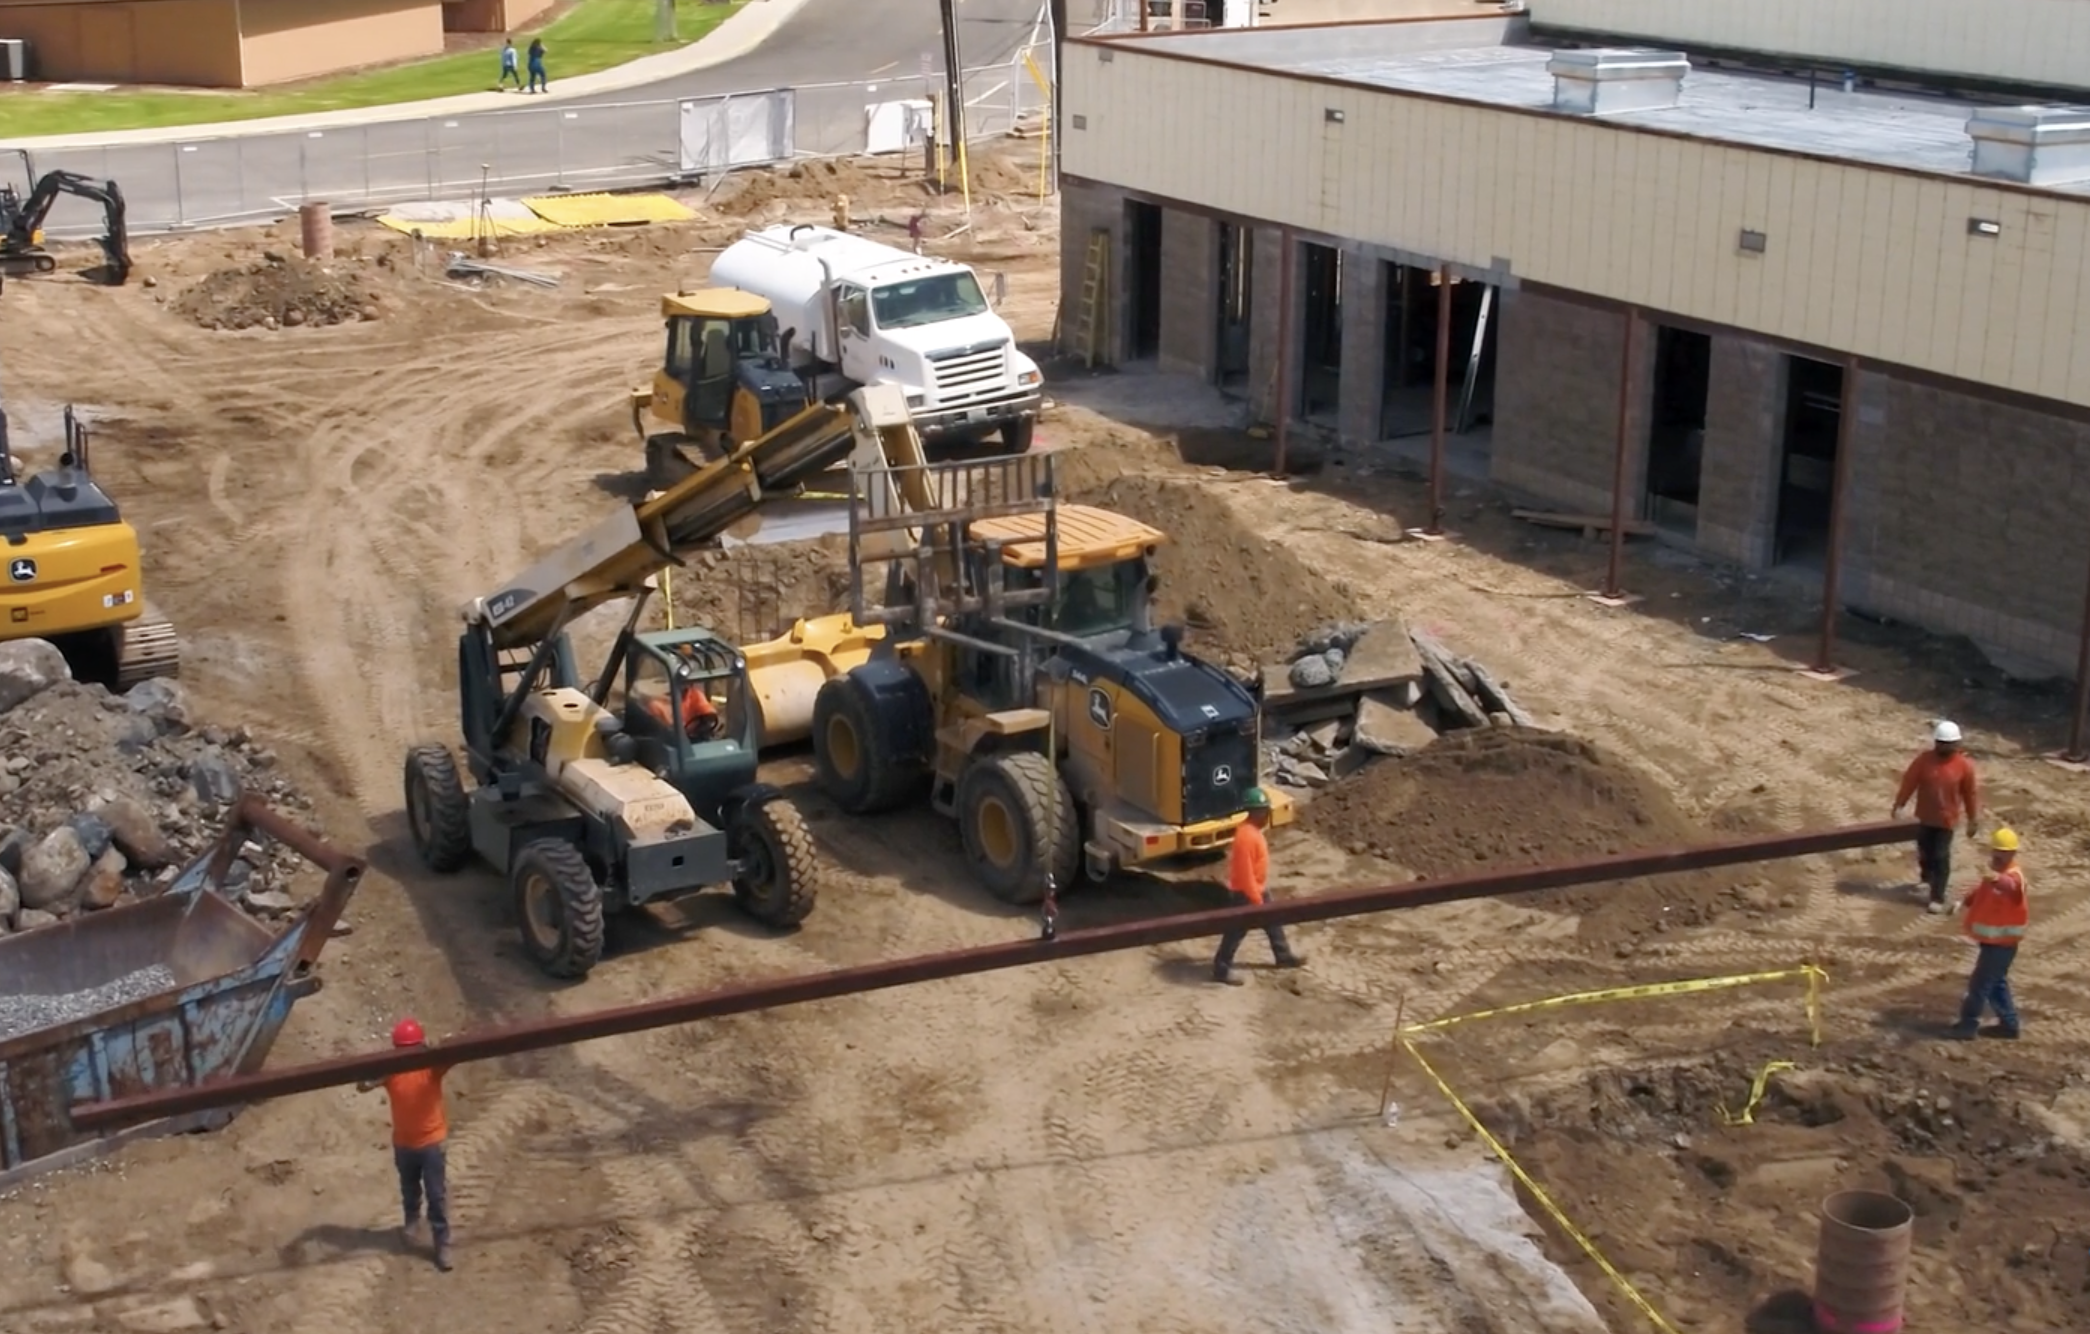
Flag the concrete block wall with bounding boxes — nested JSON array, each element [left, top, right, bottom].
[[1489, 289, 1650, 514], [1056, 179, 1130, 366], [1694, 337, 1786, 568], [1336, 251, 1387, 448], [1157, 209, 1217, 379]]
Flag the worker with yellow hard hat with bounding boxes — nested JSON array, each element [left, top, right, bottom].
[[1949, 827, 2027, 1041]]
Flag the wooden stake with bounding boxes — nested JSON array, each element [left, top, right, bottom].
[[1377, 992, 1408, 1120]]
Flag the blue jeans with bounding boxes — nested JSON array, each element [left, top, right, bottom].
[[1957, 944, 2019, 1030], [528, 63, 547, 92], [395, 1141, 450, 1244]]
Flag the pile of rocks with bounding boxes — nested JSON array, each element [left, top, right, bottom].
[[1259, 619, 1543, 792], [0, 640, 325, 937]]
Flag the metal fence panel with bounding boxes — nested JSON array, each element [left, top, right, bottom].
[[677, 89, 794, 174]]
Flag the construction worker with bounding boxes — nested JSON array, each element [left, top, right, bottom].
[[640, 680, 719, 740], [1950, 828, 2027, 1040], [356, 1018, 455, 1272], [1213, 788, 1307, 985], [1892, 719, 1980, 914]]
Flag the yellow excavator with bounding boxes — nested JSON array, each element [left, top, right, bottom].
[[0, 403, 179, 689]]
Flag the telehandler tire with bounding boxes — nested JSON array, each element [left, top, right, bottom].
[[403, 743, 472, 874], [511, 839, 605, 980], [813, 673, 927, 814], [727, 785, 819, 928], [956, 751, 1079, 905]]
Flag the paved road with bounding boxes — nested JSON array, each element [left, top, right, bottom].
[[30, 0, 1047, 236]]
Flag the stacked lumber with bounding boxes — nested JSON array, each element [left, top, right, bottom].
[[1257, 619, 1543, 792]]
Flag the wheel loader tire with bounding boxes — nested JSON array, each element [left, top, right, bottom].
[[727, 785, 819, 928], [510, 839, 605, 980], [813, 673, 927, 815], [957, 751, 1079, 905], [1000, 416, 1036, 455], [644, 433, 698, 491], [403, 743, 473, 874]]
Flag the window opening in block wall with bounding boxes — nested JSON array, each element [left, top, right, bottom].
[[1774, 355, 1845, 568], [1378, 263, 1497, 442], [1125, 200, 1163, 362], [1299, 240, 1342, 423], [1645, 325, 1711, 535], [1215, 222, 1253, 394]]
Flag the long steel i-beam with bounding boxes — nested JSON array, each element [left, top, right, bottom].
[[69, 821, 1915, 1132]]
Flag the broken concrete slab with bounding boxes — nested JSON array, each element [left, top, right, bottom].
[[1353, 691, 1441, 757], [1261, 618, 1425, 712]]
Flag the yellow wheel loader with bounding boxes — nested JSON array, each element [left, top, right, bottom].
[[628, 289, 815, 491], [742, 452, 1293, 905], [1, 405, 179, 689]]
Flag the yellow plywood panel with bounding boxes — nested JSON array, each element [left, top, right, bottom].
[[522, 193, 696, 228]]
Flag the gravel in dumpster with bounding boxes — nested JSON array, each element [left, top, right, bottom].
[[0, 965, 181, 1044]]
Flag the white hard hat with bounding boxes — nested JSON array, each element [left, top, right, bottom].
[[1933, 720, 1963, 744]]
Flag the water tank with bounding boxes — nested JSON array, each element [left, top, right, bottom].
[[710, 224, 949, 362]]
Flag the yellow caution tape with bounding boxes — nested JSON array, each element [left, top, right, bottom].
[[1719, 1060, 1797, 1126], [1401, 1037, 1684, 1334], [1402, 965, 1830, 1035]]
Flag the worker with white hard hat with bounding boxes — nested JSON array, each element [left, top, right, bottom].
[[1892, 720, 1981, 914]]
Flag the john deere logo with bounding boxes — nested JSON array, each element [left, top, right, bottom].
[[7, 557, 34, 583], [1212, 764, 1233, 788], [1087, 687, 1112, 729]]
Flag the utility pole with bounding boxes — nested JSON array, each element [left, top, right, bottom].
[[938, 0, 969, 187]]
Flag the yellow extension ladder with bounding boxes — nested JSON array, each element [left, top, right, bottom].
[[1074, 228, 1109, 369]]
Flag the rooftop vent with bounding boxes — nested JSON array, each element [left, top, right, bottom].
[[1547, 48, 1690, 117], [1966, 105, 2090, 186]]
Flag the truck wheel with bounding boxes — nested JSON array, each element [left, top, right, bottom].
[[727, 785, 819, 928], [956, 751, 1078, 905], [813, 673, 927, 814], [510, 839, 605, 980], [1000, 416, 1036, 455], [644, 433, 697, 490], [403, 743, 472, 874]]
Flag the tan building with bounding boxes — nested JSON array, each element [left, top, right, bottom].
[[1057, 3, 2090, 683], [0, 0, 551, 88]]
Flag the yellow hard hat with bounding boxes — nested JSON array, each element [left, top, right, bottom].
[[1987, 828, 2020, 853]]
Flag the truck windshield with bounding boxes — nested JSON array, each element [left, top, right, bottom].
[[871, 273, 989, 330]]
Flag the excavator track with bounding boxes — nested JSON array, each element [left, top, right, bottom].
[[114, 607, 181, 691]]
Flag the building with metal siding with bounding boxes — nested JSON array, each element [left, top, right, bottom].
[[1056, 12, 2090, 681]]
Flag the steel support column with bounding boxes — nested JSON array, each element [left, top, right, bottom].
[[2068, 544, 2090, 762], [1428, 272, 1452, 536], [1812, 356, 1861, 676], [1273, 228, 1295, 476], [73, 822, 1916, 1132], [1602, 307, 1637, 600]]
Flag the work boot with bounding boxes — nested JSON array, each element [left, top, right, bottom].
[[434, 1241, 455, 1272], [1275, 954, 1309, 970], [402, 1219, 428, 1251], [1213, 968, 1246, 987], [1947, 1020, 1980, 1041], [1925, 900, 1949, 915], [1979, 1023, 2021, 1041]]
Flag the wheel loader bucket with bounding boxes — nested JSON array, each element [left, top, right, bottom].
[[742, 613, 886, 748]]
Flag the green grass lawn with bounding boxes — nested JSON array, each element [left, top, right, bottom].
[[0, 0, 744, 138]]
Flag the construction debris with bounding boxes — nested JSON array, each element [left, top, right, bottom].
[[445, 254, 561, 288], [1261, 619, 1542, 792]]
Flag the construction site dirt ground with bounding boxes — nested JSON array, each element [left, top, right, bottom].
[[3, 149, 2088, 1334]]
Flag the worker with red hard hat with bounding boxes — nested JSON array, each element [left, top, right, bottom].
[[1892, 719, 1981, 915], [356, 1017, 456, 1271]]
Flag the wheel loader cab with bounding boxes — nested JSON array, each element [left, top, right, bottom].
[[611, 630, 759, 821], [655, 290, 811, 446]]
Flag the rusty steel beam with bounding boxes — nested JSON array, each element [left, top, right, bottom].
[[1813, 356, 1862, 676], [1603, 307, 1637, 601], [70, 821, 1916, 1132], [1427, 272, 1452, 536]]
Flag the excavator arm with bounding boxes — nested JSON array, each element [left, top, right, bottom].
[[471, 384, 935, 654], [0, 162, 132, 286]]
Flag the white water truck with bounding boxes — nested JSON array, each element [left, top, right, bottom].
[[709, 224, 1043, 453]]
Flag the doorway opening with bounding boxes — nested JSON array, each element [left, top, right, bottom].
[[1298, 242, 1341, 422], [1773, 356, 1844, 567], [1645, 326, 1711, 534], [1378, 264, 1497, 439], [1215, 222, 1253, 394], [1125, 200, 1163, 362]]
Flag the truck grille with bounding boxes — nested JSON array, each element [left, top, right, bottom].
[[927, 340, 1009, 402]]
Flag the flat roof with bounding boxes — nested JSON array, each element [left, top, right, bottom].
[[1118, 27, 2080, 196]]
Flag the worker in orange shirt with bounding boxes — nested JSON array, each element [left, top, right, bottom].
[[1950, 828, 2027, 1040], [1891, 719, 1980, 914], [640, 680, 720, 740], [356, 1018, 456, 1271], [1213, 787, 1307, 985]]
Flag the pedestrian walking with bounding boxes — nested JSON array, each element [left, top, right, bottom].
[[1949, 828, 2027, 1040], [356, 1018, 456, 1271], [498, 37, 523, 90], [526, 38, 548, 94], [1212, 787, 1307, 985], [1891, 719, 1980, 914]]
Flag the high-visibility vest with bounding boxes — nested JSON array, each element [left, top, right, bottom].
[[1961, 866, 2029, 945]]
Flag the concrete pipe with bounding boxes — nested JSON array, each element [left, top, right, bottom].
[[299, 201, 333, 260], [1813, 1190, 1914, 1333]]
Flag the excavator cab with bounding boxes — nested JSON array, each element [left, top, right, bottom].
[[634, 289, 811, 487], [0, 150, 132, 286]]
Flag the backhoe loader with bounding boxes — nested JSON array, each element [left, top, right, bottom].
[[744, 452, 1294, 905], [401, 385, 928, 980], [1, 404, 180, 689]]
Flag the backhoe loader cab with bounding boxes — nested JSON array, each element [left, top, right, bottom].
[[631, 289, 812, 488]]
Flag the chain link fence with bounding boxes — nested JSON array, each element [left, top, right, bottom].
[[28, 34, 1054, 239]]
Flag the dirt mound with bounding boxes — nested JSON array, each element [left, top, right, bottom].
[[668, 536, 856, 643], [1060, 455, 1354, 664], [713, 157, 929, 219], [1303, 728, 1794, 940], [174, 252, 380, 331], [1472, 1048, 2090, 1334]]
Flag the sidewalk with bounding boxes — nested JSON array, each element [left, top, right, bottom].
[[2, 0, 814, 151]]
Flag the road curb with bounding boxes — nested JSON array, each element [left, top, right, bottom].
[[0, 0, 817, 152]]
